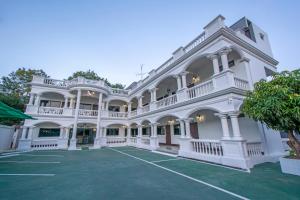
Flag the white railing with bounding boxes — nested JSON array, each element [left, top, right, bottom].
[[141, 137, 150, 145], [142, 105, 150, 113], [234, 77, 249, 90], [187, 80, 214, 99], [247, 142, 263, 157], [130, 110, 137, 117], [43, 78, 68, 87], [31, 139, 59, 150], [106, 137, 127, 144], [78, 109, 98, 117], [111, 88, 129, 95], [130, 137, 137, 144], [156, 94, 177, 109], [108, 111, 128, 118], [38, 107, 63, 115], [184, 32, 206, 53], [191, 139, 223, 156]]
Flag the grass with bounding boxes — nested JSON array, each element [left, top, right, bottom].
[[0, 147, 299, 200]]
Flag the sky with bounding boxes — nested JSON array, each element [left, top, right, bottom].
[[0, 0, 299, 86]]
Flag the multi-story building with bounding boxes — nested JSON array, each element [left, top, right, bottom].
[[18, 15, 286, 170]]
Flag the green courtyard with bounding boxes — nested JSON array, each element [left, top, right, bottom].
[[0, 147, 299, 200]]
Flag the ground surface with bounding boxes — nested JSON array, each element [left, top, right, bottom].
[[0, 147, 299, 200]]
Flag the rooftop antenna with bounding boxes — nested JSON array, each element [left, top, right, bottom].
[[136, 64, 146, 80]]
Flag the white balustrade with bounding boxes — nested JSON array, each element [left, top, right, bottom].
[[156, 94, 177, 109], [130, 137, 137, 144], [78, 109, 98, 117], [38, 107, 63, 115], [130, 110, 137, 117], [31, 139, 59, 150], [184, 32, 206, 53], [108, 111, 128, 118], [43, 78, 68, 87], [106, 137, 127, 146], [141, 137, 150, 145], [234, 77, 249, 90], [191, 139, 223, 156], [142, 105, 150, 113], [246, 142, 263, 157], [111, 88, 129, 95], [187, 80, 214, 99]]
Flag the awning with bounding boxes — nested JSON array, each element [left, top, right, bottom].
[[0, 101, 34, 119]]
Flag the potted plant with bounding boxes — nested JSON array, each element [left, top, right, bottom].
[[242, 69, 300, 176]]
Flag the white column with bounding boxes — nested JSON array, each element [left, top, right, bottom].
[[229, 113, 242, 139], [128, 102, 132, 113], [178, 120, 185, 138], [127, 127, 131, 139], [175, 75, 182, 90], [21, 126, 28, 139], [96, 93, 103, 138], [105, 101, 109, 110], [180, 72, 188, 89], [27, 126, 35, 140], [153, 123, 158, 137], [65, 127, 70, 139], [184, 118, 192, 138], [69, 98, 74, 109], [70, 89, 81, 149], [28, 93, 34, 105], [59, 126, 64, 139], [152, 89, 157, 102], [138, 96, 143, 108], [215, 113, 230, 139], [34, 94, 40, 106], [138, 125, 142, 137], [64, 97, 69, 108], [220, 48, 231, 71], [208, 54, 220, 74], [103, 127, 107, 137]]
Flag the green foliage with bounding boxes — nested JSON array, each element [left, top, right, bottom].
[[67, 69, 125, 89], [242, 69, 300, 133], [0, 93, 25, 126], [1, 67, 48, 98]]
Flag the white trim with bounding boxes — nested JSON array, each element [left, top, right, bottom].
[[0, 161, 60, 164], [152, 158, 180, 163], [0, 174, 55, 176]]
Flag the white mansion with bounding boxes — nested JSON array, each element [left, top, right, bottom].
[[18, 15, 286, 170]]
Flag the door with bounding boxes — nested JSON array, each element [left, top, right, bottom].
[[190, 122, 199, 139], [165, 125, 171, 145]]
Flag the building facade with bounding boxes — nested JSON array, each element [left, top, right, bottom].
[[18, 15, 286, 170]]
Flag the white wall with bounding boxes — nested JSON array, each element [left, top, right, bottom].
[[0, 125, 14, 150], [238, 117, 261, 141]]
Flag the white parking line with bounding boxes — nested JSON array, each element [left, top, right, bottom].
[[152, 158, 180, 163], [22, 154, 64, 157], [0, 174, 55, 176], [0, 154, 20, 159], [109, 148, 249, 200], [0, 161, 60, 164]]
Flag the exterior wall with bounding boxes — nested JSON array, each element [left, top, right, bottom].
[[0, 125, 14, 151]]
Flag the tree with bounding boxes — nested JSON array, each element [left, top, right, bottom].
[[0, 93, 24, 126], [67, 70, 125, 89], [242, 69, 300, 158], [1, 68, 48, 98]]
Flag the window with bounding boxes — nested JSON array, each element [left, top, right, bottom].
[[174, 124, 181, 135], [228, 60, 235, 68], [259, 33, 264, 40], [131, 128, 138, 137], [107, 128, 119, 136], [109, 106, 120, 112], [157, 126, 165, 135], [39, 128, 60, 137]]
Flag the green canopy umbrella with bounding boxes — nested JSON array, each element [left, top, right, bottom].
[[0, 101, 34, 119]]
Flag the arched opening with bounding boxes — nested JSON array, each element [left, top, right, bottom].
[[156, 76, 178, 102], [129, 97, 138, 111], [142, 90, 151, 106], [129, 123, 138, 137], [33, 122, 61, 139], [108, 99, 128, 112], [156, 115, 180, 148], [141, 120, 151, 137], [188, 109, 222, 140], [106, 123, 127, 137], [71, 123, 97, 146], [226, 49, 246, 79], [39, 92, 65, 107], [185, 56, 214, 88]]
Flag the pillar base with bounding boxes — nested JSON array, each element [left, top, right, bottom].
[[178, 137, 192, 157], [100, 137, 107, 146], [150, 136, 159, 150], [93, 138, 101, 149], [58, 138, 68, 149], [17, 139, 31, 151], [136, 136, 142, 147], [68, 139, 77, 150]]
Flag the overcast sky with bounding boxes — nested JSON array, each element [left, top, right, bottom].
[[0, 0, 299, 86]]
